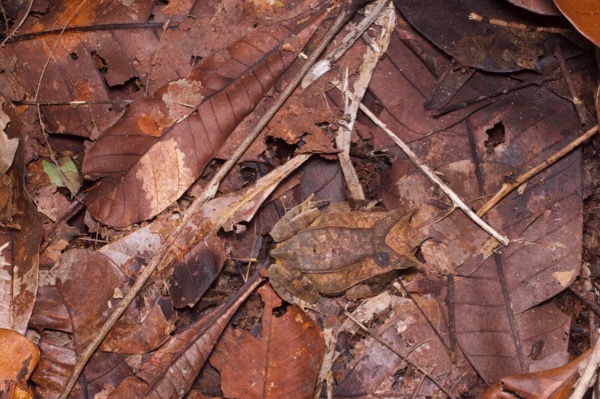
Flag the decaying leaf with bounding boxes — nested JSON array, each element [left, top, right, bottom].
[[393, 0, 551, 72], [210, 284, 324, 399], [82, 5, 332, 227], [108, 274, 263, 398], [334, 292, 477, 396]]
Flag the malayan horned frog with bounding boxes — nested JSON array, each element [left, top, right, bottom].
[[267, 199, 424, 304]]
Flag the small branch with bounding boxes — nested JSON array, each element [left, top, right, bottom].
[[344, 311, 458, 399], [477, 124, 599, 217], [468, 12, 572, 34], [359, 103, 509, 246]]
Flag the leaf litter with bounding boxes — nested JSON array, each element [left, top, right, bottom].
[[0, 0, 598, 397]]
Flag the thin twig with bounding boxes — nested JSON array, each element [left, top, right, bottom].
[[359, 103, 510, 246], [0, 0, 34, 47], [344, 311, 458, 398], [477, 124, 599, 217]]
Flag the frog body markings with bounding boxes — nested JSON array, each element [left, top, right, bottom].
[[268, 201, 424, 304]]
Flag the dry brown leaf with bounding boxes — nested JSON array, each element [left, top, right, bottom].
[[210, 284, 324, 399], [555, 0, 600, 46]]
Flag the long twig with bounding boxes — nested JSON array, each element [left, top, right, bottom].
[[59, 2, 360, 397], [359, 103, 510, 246], [344, 311, 458, 398], [477, 124, 599, 217]]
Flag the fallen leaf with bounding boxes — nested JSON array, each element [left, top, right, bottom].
[[394, 0, 551, 72], [108, 273, 264, 399], [372, 9, 589, 383], [41, 156, 81, 197], [210, 284, 324, 399]]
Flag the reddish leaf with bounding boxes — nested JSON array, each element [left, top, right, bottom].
[[0, 98, 42, 334], [554, 0, 600, 46], [210, 284, 324, 399], [81, 6, 330, 227]]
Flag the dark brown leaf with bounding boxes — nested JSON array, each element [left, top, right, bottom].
[[507, 0, 561, 15], [81, 6, 330, 227], [167, 233, 226, 309], [210, 284, 324, 399]]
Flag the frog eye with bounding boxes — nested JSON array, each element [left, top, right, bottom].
[[373, 252, 389, 267]]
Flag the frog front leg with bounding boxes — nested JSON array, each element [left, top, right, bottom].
[[267, 263, 321, 304]]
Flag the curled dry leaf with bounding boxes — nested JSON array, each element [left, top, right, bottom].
[[82, 6, 331, 227], [210, 284, 324, 399]]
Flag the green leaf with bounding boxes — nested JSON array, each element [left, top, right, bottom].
[[42, 157, 81, 197]]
